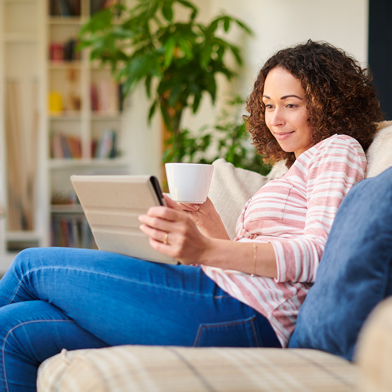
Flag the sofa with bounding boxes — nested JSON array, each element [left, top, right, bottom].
[[37, 121, 392, 391]]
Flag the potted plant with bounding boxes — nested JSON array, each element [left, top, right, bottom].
[[78, 0, 252, 163]]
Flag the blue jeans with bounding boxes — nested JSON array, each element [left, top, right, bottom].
[[0, 247, 280, 391]]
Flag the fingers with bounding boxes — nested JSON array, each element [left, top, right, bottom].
[[139, 211, 172, 233], [148, 236, 179, 259], [162, 194, 182, 211], [138, 204, 202, 262], [181, 197, 213, 212], [164, 194, 201, 212], [151, 204, 184, 220], [139, 221, 169, 245], [138, 205, 189, 235], [179, 203, 200, 211]]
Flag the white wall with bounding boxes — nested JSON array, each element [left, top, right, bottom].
[[125, 0, 369, 177], [212, 0, 369, 99]]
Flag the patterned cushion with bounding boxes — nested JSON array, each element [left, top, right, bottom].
[[208, 159, 287, 239], [37, 346, 356, 392]]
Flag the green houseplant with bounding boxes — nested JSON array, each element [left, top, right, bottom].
[[78, 0, 252, 163]]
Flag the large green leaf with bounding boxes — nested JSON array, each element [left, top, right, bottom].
[[223, 17, 231, 32], [229, 44, 242, 65], [234, 18, 253, 35], [162, 1, 174, 22], [163, 36, 176, 67], [192, 92, 202, 113], [148, 99, 158, 123], [200, 44, 212, 67]]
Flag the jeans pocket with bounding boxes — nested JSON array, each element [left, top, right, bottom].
[[193, 315, 260, 347]]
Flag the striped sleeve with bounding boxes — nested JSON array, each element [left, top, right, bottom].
[[271, 136, 366, 283]]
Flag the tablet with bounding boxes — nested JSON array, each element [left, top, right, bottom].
[[70, 175, 178, 264]]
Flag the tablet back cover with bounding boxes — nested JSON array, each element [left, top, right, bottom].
[[71, 175, 177, 264]]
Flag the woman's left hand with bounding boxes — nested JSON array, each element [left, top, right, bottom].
[[138, 205, 212, 265]]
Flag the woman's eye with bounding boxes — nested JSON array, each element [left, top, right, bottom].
[[265, 104, 274, 109], [286, 104, 297, 109]]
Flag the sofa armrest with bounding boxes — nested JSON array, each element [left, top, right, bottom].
[[355, 297, 392, 392], [38, 346, 356, 392]]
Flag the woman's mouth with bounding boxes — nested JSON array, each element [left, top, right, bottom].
[[274, 131, 295, 140]]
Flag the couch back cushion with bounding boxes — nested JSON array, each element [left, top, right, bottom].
[[208, 159, 287, 239], [366, 120, 392, 178]]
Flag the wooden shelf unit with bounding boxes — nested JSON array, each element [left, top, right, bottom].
[[0, 0, 132, 272]]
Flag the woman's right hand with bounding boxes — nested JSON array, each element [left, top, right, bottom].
[[163, 194, 230, 240]]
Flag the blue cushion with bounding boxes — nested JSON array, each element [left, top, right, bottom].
[[288, 166, 392, 360]]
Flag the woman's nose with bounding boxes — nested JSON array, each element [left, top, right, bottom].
[[270, 108, 285, 127]]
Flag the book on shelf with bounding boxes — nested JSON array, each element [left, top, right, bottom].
[[90, 80, 120, 114], [51, 131, 117, 160], [68, 135, 83, 158], [51, 133, 82, 159], [94, 129, 117, 159], [50, 0, 81, 17], [49, 39, 80, 62], [51, 214, 96, 248]]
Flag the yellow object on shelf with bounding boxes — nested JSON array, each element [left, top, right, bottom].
[[48, 92, 63, 115]]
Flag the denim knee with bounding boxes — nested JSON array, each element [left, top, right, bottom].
[[8, 247, 40, 276], [0, 300, 107, 391]]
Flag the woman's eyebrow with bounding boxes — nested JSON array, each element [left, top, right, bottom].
[[262, 94, 303, 100], [281, 95, 303, 100]]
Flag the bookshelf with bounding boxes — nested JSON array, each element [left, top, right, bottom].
[[47, 0, 130, 251], [0, 0, 132, 273]]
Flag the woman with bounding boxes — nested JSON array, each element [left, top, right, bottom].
[[0, 40, 382, 390]]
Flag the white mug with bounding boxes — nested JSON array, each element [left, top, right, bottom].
[[165, 163, 214, 204]]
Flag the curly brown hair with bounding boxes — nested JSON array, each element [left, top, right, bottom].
[[246, 40, 383, 167]]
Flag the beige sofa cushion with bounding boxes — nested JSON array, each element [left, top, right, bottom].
[[366, 120, 392, 178], [208, 159, 288, 239], [38, 346, 356, 392]]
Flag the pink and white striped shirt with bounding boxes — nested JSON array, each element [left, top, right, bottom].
[[202, 134, 367, 347]]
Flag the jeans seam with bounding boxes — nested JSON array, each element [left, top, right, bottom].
[[8, 271, 24, 306], [2, 319, 74, 392], [249, 315, 260, 347], [20, 266, 218, 299], [212, 295, 232, 299]]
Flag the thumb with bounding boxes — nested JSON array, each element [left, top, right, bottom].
[[162, 193, 182, 211]]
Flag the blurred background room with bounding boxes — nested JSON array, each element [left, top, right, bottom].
[[0, 0, 388, 274]]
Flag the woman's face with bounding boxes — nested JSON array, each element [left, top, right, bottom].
[[263, 67, 313, 158]]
